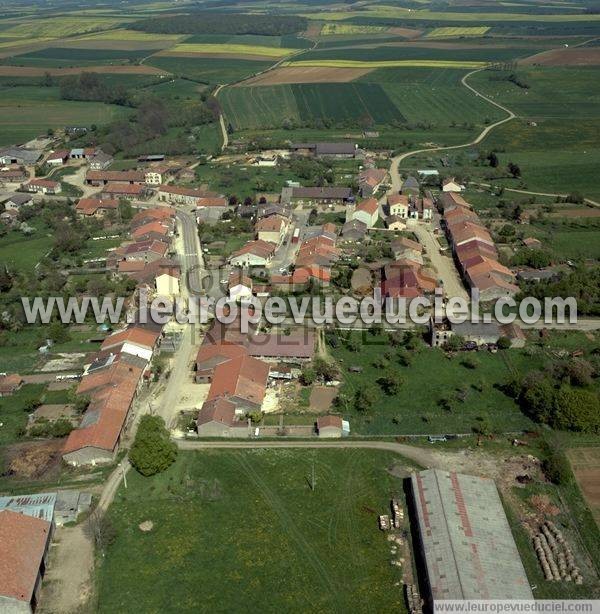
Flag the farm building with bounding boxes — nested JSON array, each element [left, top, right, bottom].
[[351, 198, 379, 228], [410, 469, 533, 603], [0, 146, 41, 166], [88, 150, 113, 171], [21, 179, 61, 195], [282, 186, 353, 207], [3, 193, 33, 210], [316, 415, 349, 438], [0, 510, 53, 614], [290, 142, 356, 158], [159, 185, 209, 206], [196, 197, 229, 224]]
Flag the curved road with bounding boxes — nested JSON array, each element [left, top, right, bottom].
[[388, 67, 516, 191]]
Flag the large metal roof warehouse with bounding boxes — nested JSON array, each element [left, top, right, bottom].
[[411, 469, 533, 602]]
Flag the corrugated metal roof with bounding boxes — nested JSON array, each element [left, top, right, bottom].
[[411, 469, 533, 601]]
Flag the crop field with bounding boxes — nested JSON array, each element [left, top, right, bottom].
[[0, 85, 131, 145], [73, 28, 183, 43], [220, 82, 405, 129], [0, 65, 167, 77], [297, 44, 539, 63], [3, 47, 150, 67], [568, 447, 600, 525], [97, 449, 413, 613], [522, 48, 600, 66], [0, 16, 130, 38], [161, 43, 295, 59], [426, 26, 490, 38], [284, 59, 487, 69], [240, 66, 373, 85], [144, 56, 272, 84]]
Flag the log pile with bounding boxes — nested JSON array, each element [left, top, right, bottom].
[[404, 583, 423, 614]]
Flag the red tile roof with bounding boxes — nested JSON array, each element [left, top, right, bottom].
[[0, 510, 51, 604], [27, 179, 59, 189], [356, 197, 378, 215], [197, 197, 227, 207], [207, 354, 269, 406], [101, 183, 145, 196], [131, 221, 169, 240], [231, 240, 276, 260], [101, 327, 160, 351], [75, 198, 118, 215], [87, 170, 144, 183]]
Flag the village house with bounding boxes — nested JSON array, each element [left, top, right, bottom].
[[341, 219, 367, 242], [75, 197, 118, 218], [131, 220, 171, 242], [442, 177, 465, 193], [101, 183, 147, 200], [351, 197, 379, 228], [196, 196, 228, 224], [390, 236, 423, 263], [0, 165, 28, 184], [144, 164, 175, 186], [158, 185, 210, 206], [228, 270, 253, 302], [401, 175, 420, 196], [113, 239, 169, 265], [88, 150, 113, 171], [229, 240, 276, 267], [21, 178, 61, 195], [131, 207, 176, 230], [359, 167, 388, 197], [386, 215, 407, 231], [69, 148, 95, 160], [46, 150, 69, 166], [2, 193, 33, 210], [255, 214, 288, 245], [282, 186, 353, 207], [387, 194, 409, 218]]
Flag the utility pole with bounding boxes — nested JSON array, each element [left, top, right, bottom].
[[120, 462, 128, 489]]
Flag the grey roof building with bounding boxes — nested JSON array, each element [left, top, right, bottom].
[[0, 146, 41, 165], [411, 469, 533, 602], [0, 492, 56, 522]]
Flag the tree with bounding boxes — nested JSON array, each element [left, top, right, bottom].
[[543, 445, 572, 485], [487, 151, 499, 168], [507, 162, 521, 178], [300, 366, 316, 386], [553, 386, 600, 433], [354, 384, 379, 412], [313, 357, 338, 382], [377, 371, 403, 395], [519, 374, 555, 423], [48, 321, 71, 345], [129, 415, 178, 476]]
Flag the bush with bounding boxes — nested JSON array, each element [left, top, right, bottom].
[[543, 447, 572, 485], [129, 415, 177, 477], [497, 336, 511, 350]]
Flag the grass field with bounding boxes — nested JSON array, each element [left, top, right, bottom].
[[331, 332, 537, 436], [163, 43, 295, 58], [97, 449, 414, 613], [145, 56, 272, 84], [0, 85, 131, 145], [73, 28, 182, 43], [426, 26, 490, 38], [220, 81, 405, 129]]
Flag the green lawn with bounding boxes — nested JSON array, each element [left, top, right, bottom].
[[97, 449, 415, 613], [0, 224, 53, 272], [331, 332, 537, 436], [0, 85, 131, 145]]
